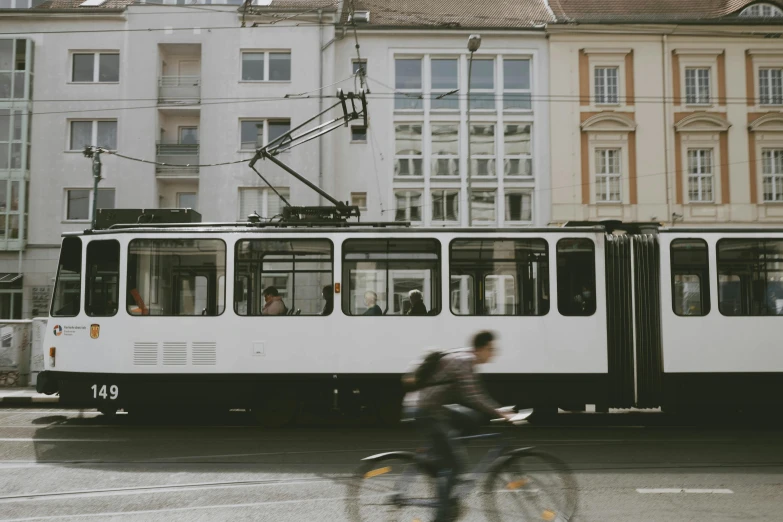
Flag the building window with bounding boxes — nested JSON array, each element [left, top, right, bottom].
[[718, 239, 783, 316], [469, 58, 495, 110], [342, 238, 441, 316], [594, 67, 619, 104], [0, 109, 29, 170], [431, 189, 459, 223], [351, 192, 367, 210], [65, 188, 114, 221], [595, 149, 621, 203], [450, 239, 549, 316], [470, 189, 496, 223], [687, 149, 714, 202], [239, 119, 291, 150], [234, 239, 332, 316], [505, 190, 532, 222], [351, 125, 367, 142], [241, 51, 291, 81], [740, 3, 783, 17], [71, 52, 119, 83], [394, 190, 421, 222], [352, 59, 367, 76], [503, 58, 531, 110], [685, 67, 711, 105], [504, 124, 532, 177], [431, 124, 459, 177], [395, 58, 422, 110], [431, 58, 458, 110], [0, 39, 30, 99], [759, 68, 783, 105], [394, 124, 423, 177], [470, 124, 496, 177], [0, 291, 22, 319], [0, 180, 24, 239], [177, 192, 197, 210], [671, 238, 710, 317], [69, 120, 117, 151], [763, 149, 783, 202], [238, 187, 289, 220]]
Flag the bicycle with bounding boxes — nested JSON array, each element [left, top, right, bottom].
[[346, 408, 577, 522]]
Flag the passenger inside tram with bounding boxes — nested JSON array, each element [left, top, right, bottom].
[[321, 285, 334, 316], [362, 291, 383, 315], [406, 289, 427, 315], [262, 286, 288, 316]]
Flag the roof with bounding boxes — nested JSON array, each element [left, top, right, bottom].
[[549, 0, 783, 23], [30, 0, 336, 11], [340, 0, 554, 28]]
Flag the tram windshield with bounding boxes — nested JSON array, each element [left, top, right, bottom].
[[51, 237, 82, 317]]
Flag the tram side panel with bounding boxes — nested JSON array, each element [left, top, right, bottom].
[[41, 230, 611, 413], [660, 232, 783, 410]]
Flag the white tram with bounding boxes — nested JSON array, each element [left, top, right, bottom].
[[36, 221, 783, 420]]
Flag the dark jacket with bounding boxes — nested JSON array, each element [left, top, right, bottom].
[[363, 304, 382, 316], [407, 301, 427, 316]]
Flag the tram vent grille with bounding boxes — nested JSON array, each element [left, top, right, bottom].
[[163, 342, 187, 366], [191, 342, 216, 365], [133, 342, 158, 366]]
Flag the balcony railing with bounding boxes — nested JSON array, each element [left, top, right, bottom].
[[158, 76, 200, 104], [156, 143, 199, 177]]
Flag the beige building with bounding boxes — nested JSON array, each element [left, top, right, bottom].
[[548, 0, 783, 225]]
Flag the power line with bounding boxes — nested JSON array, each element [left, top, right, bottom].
[[97, 147, 252, 168]]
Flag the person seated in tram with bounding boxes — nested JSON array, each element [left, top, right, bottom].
[[406, 289, 427, 316], [362, 290, 382, 316], [321, 285, 334, 316], [262, 286, 288, 316]]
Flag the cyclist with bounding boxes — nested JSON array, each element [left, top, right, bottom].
[[403, 330, 515, 522]]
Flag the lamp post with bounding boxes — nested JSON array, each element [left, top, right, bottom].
[[466, 34, 481, 227]]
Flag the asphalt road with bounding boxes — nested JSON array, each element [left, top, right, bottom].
[[0, 408, 781, 521]]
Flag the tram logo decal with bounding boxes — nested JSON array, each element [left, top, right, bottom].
[[90, 324, 100, 339], [53, 325, 62, 336]]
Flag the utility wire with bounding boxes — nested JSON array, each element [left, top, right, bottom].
[[99, 148, 252, 168]]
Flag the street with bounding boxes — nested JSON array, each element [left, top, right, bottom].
[[0, 408, 780, 521]]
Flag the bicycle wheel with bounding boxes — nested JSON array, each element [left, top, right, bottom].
[[346, 453, 439, 522], [483, 450, 577, 522]]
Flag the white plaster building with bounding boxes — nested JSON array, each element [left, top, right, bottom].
[[0, 0, 556, 319]]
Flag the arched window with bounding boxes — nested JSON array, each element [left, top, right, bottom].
[[740, 3, 783, 17]]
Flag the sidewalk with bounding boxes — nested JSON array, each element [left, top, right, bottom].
[[0, 387, 58, 405]]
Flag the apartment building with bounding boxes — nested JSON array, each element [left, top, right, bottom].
[[548, 0, 783, 225]]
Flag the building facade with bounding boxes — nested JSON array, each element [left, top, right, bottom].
[[2, 0, 783, 319], [548, 0, 783, 225]]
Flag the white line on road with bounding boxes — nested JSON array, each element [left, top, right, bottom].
[[636, 488, 734, 494], [0, 493, 353, 521], [0, 438, 129, 442], [0, 477, 341, 504]]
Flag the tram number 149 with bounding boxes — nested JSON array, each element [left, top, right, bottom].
[[91, 384, 119, 400]]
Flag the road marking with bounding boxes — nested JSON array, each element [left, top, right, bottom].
[[636, 488, 733, 494], [0, 477, 341, 504], [0, 438, 129, 442]]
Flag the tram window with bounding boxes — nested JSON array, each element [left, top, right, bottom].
[[450, 239, 549, 316], [51, 237, 82, 317], [342, 238, 440, 316], [671, 239, 710, 317], [234, 239, 332, 316], [717, 239, 783, 316], [557, 238, 596, 316], [86, 240, 120, 317], [126, 239, 226, 316]]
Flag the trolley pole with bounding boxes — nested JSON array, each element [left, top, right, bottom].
[[84, 146, 103, 230]]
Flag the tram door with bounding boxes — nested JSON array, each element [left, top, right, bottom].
[[605, 232, 663, 408]]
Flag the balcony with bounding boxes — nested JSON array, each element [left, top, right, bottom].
[[158, 76, 200, 105], [156, 143, 199, 179]]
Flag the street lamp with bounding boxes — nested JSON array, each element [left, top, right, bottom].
[[466, 34, 481, 227]]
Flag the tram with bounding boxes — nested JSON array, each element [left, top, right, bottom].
[[35, 219, 783, 422]]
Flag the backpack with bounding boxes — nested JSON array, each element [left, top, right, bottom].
[[403, 350, 453, 391]]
